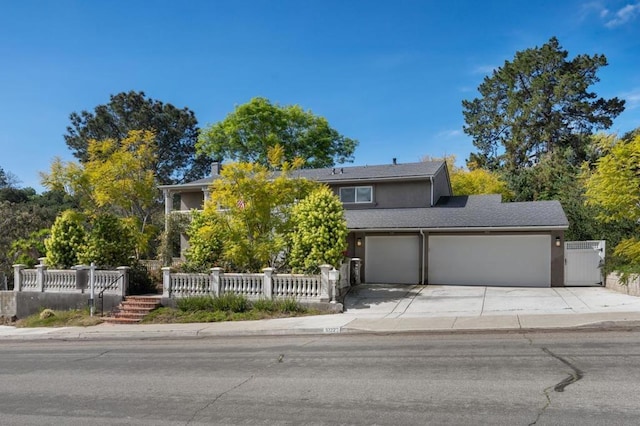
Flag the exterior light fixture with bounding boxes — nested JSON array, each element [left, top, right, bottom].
[[555, 237, 561, 247], [356, 238, 362, 247]]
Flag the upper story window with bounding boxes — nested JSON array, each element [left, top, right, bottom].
[[339, 186, 373, 203]]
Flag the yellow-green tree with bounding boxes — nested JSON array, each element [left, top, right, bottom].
[[423, 155, 512, 200], [190, 146, 317, 271], [451, 168, 513, 201], [289, 186, 348, 273], [583, 133, 640, 265], [41, 130, 158, 256]]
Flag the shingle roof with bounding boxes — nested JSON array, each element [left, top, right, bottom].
[[158, 161, 445, 190], [345, 195, 569, 230], [291, 161, 445, 183]]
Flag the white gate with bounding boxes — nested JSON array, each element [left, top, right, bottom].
[[564, 240, 605, 286]]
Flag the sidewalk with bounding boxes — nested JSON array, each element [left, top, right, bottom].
[[2, 285, 640, 340]]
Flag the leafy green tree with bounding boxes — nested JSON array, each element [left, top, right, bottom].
[[0, 166, 19, 188], [45, 210, 87, 268], [186, 146, 317, 272], [0, 202, 55, 278], [289, 186, 348, 272], [78, 214, 136, 268], [463, 37, 624, 172], [65, 90, 208, 184], [583, 133, 640, 266], [183, 210, 224, 271], [42, 130, 160, 257], [9, 229, 50, 268], [197, 97, 358, 169]]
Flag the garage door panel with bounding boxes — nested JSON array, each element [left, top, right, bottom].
[[428, 235, 550, 287], [365, 236, 420, 284]]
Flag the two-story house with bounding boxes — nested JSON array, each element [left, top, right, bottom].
[[159, 160, 569, 287]]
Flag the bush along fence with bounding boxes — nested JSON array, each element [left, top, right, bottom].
[[163, 264, 348, 303]]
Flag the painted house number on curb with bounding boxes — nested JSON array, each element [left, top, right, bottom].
[[323, 327, 341, 333]]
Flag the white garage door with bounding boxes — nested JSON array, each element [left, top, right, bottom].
[[428, 235, 551, 287], [365, 235, 420, 284]]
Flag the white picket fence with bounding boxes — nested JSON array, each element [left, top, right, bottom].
[[162, 265, 340, 302]]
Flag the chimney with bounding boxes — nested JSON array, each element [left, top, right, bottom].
[[392, 158, 397, 165], [211, 161, 221, 176]]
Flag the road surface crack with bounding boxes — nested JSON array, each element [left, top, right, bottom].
[[185, 375, 254, 425], [542, 347, 584, 392], [528, 347, 585, 425], [72, 349, 112, 362]]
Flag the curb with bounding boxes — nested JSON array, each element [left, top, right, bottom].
[[2, 319, 640, 342]]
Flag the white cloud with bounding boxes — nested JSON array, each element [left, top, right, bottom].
[[472, 65, 497, 75], [436, 129, 463, 139], [622, 88, 640, 109], [579, 1, 608, 20], [605, 2, 640, 27]]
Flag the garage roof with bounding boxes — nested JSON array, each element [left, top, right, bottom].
[[345, 195, 569, 231]]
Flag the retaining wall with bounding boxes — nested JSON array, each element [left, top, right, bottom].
[[606, 273, 640, 297]]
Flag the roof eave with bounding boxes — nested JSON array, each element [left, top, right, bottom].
[[347, 225, 569, 232]]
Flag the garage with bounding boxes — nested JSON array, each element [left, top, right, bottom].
[[365, 235, 420, 284], [428, 234, 551, 287]]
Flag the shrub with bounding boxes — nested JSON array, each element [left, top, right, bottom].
[[251, 298, 278, 312], [290, 186, 348, 273], [177, 296, 216, 312], [213, 293, 248, 313], [45, 210, 87, 268], [176, 293, 249, 313], [278, 298, 305, 313], [128, 262, 156, 295], [79, 213, 135, 268], [183, 209, 224, 271]]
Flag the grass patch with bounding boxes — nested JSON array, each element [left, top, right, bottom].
[[142, 295, 323, 324], [17, 309, 103, 328]]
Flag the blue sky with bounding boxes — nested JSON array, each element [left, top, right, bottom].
[[1, 0, 639, 190]]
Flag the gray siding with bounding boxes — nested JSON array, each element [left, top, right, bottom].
[[431, 164, 452, 204], [330, 180, 431, 209], [180, 191, 205, 210]]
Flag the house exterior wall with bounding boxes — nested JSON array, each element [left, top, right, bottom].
[[180, 191, 205, 210], [330, 180, 431, 209], [432, 165, 452, 204], [550, 230, 565, 287], [349, 229, 565, 287]]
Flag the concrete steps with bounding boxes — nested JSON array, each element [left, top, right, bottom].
[[102, 296, 161, 324]]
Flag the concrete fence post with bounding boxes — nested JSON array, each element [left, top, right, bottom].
[[211, 267, 223, 297], [328, 268, 340, 303], [263, 268, 274, 299], [319, 264, 331, 302], [162, 267, 171, 298], [13, 264, 26, 292], [36, 263, 47, 292], [117, 266, 130, 298]]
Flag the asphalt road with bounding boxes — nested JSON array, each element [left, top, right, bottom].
[[1, 331, 640, 425]]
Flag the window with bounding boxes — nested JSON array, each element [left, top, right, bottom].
[[339, 186, 372, 203]]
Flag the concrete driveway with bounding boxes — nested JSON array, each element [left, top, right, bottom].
[[343, 284, 640, 319]]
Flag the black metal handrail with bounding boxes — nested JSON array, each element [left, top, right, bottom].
[[97, 274, 125, 317]]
